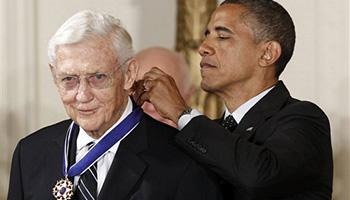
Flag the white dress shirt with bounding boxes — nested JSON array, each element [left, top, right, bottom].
[[178, 86, 274, 130], [74, 97, 136, 194]]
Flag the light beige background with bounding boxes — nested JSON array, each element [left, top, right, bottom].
[[0, 0, 349, 199]]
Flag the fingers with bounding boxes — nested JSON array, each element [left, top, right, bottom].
[[131, 78, 157, 106], [149, 66, 166, 75], [142, 67, 168, 81], [143, 79, 151, 91], [132, 66, 178, 112], [138, 90, 151, 106], [131, 80, 146, 105], [131, 66, 188, 122]]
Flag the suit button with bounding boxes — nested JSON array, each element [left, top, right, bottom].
[[187, 140, 207, 153], [188, 140, 196, 146], [199, 147, 207, 154]]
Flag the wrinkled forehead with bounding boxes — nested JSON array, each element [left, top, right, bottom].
[[54, 39, 118, 74]]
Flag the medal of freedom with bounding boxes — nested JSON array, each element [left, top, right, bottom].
[[52, 177, 74, 200], [52, 106, 143, 199]]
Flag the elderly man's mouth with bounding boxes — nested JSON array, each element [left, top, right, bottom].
[[77, 109, 97, 115]]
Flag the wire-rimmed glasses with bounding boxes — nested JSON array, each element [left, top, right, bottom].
[[51, 58, 130, 91]]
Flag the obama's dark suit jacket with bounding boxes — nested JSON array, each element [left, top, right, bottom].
[[8, 114, 222, 200], [176, 81, 333, 200]]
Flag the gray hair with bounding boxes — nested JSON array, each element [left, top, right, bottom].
[[48, 10, 134, 68]]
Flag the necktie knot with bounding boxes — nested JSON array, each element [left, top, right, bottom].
[[221, 115, 237, 132]]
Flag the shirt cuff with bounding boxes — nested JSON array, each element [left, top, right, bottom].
[[177, 108, 202, 130]]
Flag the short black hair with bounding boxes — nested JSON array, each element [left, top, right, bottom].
[[221, 0, 296, 77]]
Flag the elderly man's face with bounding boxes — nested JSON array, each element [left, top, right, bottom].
[[52, 38, 134, 138]]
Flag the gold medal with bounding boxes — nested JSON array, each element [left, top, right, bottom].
[[52, 177, 74, 200]]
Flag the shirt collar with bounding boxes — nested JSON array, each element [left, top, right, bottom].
[[76, 97, 133, 153], [224, 86, 275, 123]]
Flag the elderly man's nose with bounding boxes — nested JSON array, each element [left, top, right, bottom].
[[76, 78, 93, 102]]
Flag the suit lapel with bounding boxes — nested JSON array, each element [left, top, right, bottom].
[[40, 120, 72, 197], [51, 120, 79, 181], [98, 116, 149, 200], [234, 81, 291, 136]]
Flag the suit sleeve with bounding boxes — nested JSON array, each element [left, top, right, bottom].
[[8, 141, 24, 200], [175, 102, 332, 198], [174, 160, 222, 200]]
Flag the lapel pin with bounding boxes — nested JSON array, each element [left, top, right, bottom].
[[246, 127, 254, 132]]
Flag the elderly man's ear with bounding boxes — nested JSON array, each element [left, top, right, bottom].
[[124, 58, 139, 91], [48, 63, 54, 72]]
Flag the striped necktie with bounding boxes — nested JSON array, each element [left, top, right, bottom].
[[76, 142, 97, 200]]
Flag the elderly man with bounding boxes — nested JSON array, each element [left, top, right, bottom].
[[8, 10, 221, 200], [134, 0, 333, 199], [135, 47, 194, 127]]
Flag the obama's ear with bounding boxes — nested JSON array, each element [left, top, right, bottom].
[[258, 41, 281, 67]]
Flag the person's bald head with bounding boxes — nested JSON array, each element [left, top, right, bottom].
[[136, 47, 192, 98], [136, 47, 194, 127]]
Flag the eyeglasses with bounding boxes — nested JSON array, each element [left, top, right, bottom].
[[52, 58, 131, 91], [53, 69, 117, 91]]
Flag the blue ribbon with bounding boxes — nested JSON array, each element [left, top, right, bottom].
[[62, 106, 143, 177]]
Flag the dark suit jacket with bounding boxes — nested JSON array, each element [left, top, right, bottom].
[[176, 81, 333, 200], [8, 114, 222, 200]]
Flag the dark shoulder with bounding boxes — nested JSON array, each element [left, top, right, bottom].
[[282, 98, 329, 121], [19, 119, 71, 147], [141, 114, 178, 137], [140, 114, 179, 148], [139, 114, 193, 162], [276, 98, 330, 134]]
